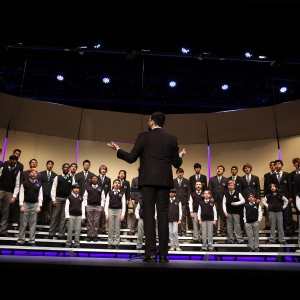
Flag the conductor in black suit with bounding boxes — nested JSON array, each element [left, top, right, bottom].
[[107, 112, 186, 263]]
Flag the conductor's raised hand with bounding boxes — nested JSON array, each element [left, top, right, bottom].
[[107, 141, 120, 151], [179, 148, 186, 157]]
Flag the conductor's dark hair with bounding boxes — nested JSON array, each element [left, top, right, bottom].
[[150, 112, 165, 127]]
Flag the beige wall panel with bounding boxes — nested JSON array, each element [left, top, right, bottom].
[[163, 114, 207, 144], [207, 107, 277, 143], [141, 113, 207, 144], [176, 143, 208, 179], [79, 110, 143, 142], [279, 136, 300, 173], [9, 98, 82, 139], [77, 141, 140, 184], [3, 130, 77, 174], [0, 128, 6, 159], [0, 93, 20, 128], [209, 139, 278, 186], [274, 100, 300, 137]]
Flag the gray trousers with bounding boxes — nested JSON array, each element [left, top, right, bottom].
[[226, 213, 243, 243], [169, 221, 179, 247], [18, 202, 38, 244], [66, 215, 82, 246], [137, 218, 144, 249], [86, 205, 102, 237], [245, 221, 259, 251], [192, 213, 202, 241], [108, 208, 121, 246], [269, 211, 285, 242], [202, 220, 214, 250], [49, 197, 66, 237], [178, 203, 187, 234], [130, 203, 138, 233], [0, 190, 13, 234]]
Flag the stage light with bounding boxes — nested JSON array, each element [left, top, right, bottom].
[[245, 52, 252, 58], [57, 75, 64, 81], [103, 77, 110, 84], [280, 87, 287, 93], [169, 81, 176, 87], [221, 84, 228, 90], [259, 56, 267, 59], [181, 48, 190, 54], [94, 44, 101, 49]]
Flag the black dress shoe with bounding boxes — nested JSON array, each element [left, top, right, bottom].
[[46, 235, 53, 239], [28, 243, 35, 246], [93, 237, 98, 242], [57, 236, 64, 240], [115, 245, 119, 249], [108, 245, 112, 249], [87, 236, 92, 242], [158, 256, 169, 263], [143, 255, 157, 263]]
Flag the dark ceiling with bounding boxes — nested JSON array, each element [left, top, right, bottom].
[[1, 0, 300, 115]]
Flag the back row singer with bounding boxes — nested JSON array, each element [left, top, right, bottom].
[[107, 111, 186, 263]]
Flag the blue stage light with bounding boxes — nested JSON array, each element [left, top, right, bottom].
[[57, 75, 64, 81], [280, 87, 287, 93], [181, 48, 190, 54], [103, 77, 110, 84], [221, 84, 229, 90], [169, 81, 176, 87], [94, 44, 101, 49], [245, 52, 252, 58]]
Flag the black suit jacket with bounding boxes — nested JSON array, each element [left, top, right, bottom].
[[227, 176, 242, 192], [98, 175, 111, 197], [208, 176, 228, 201], [290, 170, 298, 198], [39, 170, 57, 198], [294, 174, 300, 199], [4, 161, 24, 172], [131, 176, 141, 202], [270, 172, 292, 199], [241, 174, 261, 200], [119, 179, 131, 200], [117, 128, 182, 188], [264, 172, 274, 197], [189, 174, 207, 193], [173, 177, 190, 204], [0, 161, 3, 168], [75, 170, 95, 196]]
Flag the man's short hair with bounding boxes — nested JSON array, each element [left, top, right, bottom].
[[228, 180, 236, 187], [231, 166, 238, 170], [62, 163, 70, 168], [292, 158, 300, 164], [70, 163, 78, 169], [150, 112, 165, 127], [13, 149, 21, 154], [194, 163, 201, 169], [113, 179, 121, 184], [29, 159, 37, 164], [47, 160, 54, 165], [176, 168, 184, 173], [274, 159, 283, 166], [269, 161, 275, 166], [99, 165, 108, 172], [9, 155, 18, 160], [83, 160, 91, 165], [242, 163, 252, 172], [217, 165, 225, 172]]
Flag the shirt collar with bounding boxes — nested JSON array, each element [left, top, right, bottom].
[[72, 192, 78, 198]]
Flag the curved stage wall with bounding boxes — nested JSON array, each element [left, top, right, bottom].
[[1, 92, 300, 186]]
